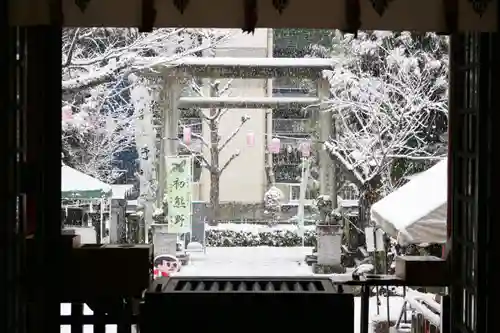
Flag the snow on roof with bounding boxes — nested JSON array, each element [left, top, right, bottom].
[[371, 159, 448, 245], [61, 165, 112, 198], [111, 184, 134, 199], [170, 57, 334, 69], [403, 171, 424, 181]]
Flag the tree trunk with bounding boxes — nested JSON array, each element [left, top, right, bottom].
[[208, 115, 220, 226], [356, 179, 384, 269], [209, 170, 220, 226]]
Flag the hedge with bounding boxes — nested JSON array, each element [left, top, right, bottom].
[[205, 228, 317, 247]]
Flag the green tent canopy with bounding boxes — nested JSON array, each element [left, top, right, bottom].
[[61, 164, 112, 199]]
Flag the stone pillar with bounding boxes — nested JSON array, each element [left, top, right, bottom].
[[130, 75, 159, 243], [313, 224, 344, 273], [109, 198, 126, 243], [317, 78, 337, 207]]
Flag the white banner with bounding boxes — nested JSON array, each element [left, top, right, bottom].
[[166, 156, 193, 233]]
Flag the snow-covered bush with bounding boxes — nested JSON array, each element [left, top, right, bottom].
[[206, 228, 316, 247], [263, 186, 284, 225]]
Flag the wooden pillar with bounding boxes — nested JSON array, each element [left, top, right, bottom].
[[448, 32, 499, 333], [0, 23, 24, 333], [23, 26, 62, 333]]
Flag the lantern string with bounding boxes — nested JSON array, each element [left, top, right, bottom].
[[165, 134, 327, 144], [171, 127, 327, 144]]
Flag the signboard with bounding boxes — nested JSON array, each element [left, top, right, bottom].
[[152, 223, 177, 256], [166, 156, 193, 234]]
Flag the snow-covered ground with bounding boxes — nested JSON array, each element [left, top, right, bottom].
[[61, 247, 406, 333], [179, 246, 314, 276]]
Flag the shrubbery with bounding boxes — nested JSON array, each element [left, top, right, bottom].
[[206, 229, 316, 247]]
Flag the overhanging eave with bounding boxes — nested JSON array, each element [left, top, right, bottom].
[[10, 0, 497, 32]]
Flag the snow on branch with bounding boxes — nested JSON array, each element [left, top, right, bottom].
[[322, 31, 449, 193], [62, 28, 233, 183], [220, 150, 240, 173], [219, 115, 250, 151], [62, 28, 230, 92], [177, 139, 211, 171]]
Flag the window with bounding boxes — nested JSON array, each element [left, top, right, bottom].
[[289, 184, 315, 202], [273, 144, 303, 183]]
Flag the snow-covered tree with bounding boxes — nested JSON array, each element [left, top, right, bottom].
[[62, 96, 139, 183], [61, 28, 230, 184], [179, 79, 250, 225], [319, 31, 449, 224]]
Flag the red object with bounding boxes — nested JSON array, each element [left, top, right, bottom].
[[153, 268, 169, 278]]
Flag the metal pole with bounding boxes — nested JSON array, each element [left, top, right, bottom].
[[360, 285, 370, 333], [298, 157, 309, 247], [330, 115, 338, 209], [266, 28, 275, 187], [100, 198, 104, 243]]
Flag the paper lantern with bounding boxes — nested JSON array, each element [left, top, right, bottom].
[[183, 127, 192, 145], [61, 105, 73, 121], [269, 137, 281, 154], [300, 141, 311, 157], [246, 131, 255, 147]]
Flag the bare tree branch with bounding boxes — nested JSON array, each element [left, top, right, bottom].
[[220, 151, 240, 173], [63, 28, 81, 67], [219, 115, 250, 151], [191, 132, 209, 147], [177, 139, 212, 171]]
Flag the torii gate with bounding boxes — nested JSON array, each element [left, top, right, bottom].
[[139, 56, 335, 210], [137, 56, 340, 268]]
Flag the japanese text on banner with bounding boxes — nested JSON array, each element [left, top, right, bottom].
[[166, 156, 193, 233]]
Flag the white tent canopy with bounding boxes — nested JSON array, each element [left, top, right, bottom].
[[61, 164, 112, 199], [371, 159, 448, 245]]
